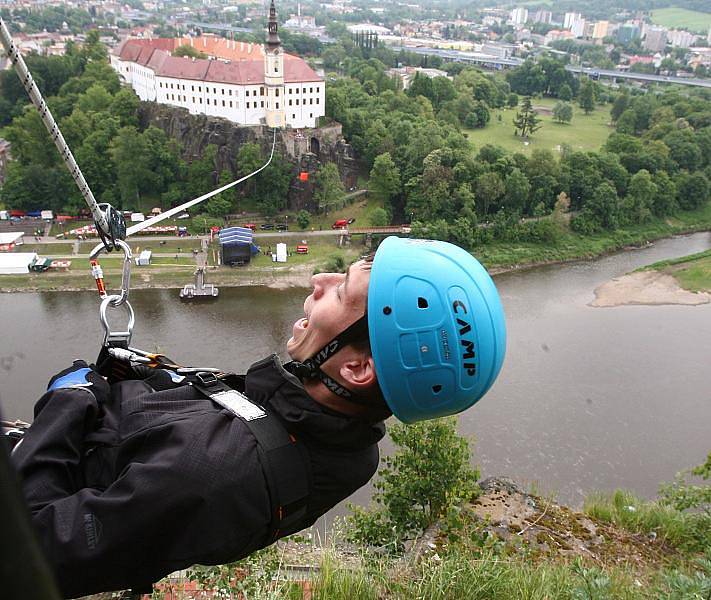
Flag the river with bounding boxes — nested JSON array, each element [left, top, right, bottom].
[[1, 233, 710, 515]]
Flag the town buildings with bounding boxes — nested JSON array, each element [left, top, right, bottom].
[[110, 1, 324, 129]]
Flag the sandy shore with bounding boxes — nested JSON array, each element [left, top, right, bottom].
[[591, 270, 711, 307]]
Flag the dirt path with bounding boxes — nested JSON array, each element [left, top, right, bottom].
[[590, 270, 710, 307]]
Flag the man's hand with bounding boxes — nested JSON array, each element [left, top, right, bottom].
[[47, 360, 110, 401]]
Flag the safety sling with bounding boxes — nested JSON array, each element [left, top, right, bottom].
[[94, 347, 312, 540]]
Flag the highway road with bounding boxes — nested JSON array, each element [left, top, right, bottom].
[[398, 44, 711, 88]]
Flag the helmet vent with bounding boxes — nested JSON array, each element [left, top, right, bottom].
[[432, 384, 442, 394], [417, 297, 429, 309]]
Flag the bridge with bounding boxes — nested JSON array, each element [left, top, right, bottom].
[[348, 225, 412, 235], [396, 45, 711, 89]]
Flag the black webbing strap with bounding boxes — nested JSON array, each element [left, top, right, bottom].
[[291, 315, 371, 403], [190, 372, 310, 539]]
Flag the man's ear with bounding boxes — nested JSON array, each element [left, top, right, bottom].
[[339, 355, 376, 390]]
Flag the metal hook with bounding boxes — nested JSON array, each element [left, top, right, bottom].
[[99, 294, 135, 347], [89, 239, 132, 306]]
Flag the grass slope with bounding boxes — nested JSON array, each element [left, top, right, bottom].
[[650, 7, 711, 34], [464, 97, 612, 157]]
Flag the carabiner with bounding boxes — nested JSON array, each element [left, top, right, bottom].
[[99, 293, 135, 347], [89, 239, 132, 306]]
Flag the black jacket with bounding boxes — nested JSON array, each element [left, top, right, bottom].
[[12, 355, 384, 598]]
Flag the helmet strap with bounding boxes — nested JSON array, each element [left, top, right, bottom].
[[291, 315, 371, 405]]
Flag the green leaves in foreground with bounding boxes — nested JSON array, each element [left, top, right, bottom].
[[347, 417, 478, 551]]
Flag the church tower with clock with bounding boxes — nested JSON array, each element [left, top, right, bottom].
[[264, 0, 285, 128]]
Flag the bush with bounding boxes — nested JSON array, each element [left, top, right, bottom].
[[369, 207, 389, 226], [296, 209, 311, 230], [188, 213, 223, 235], [314, 253, 346, 274], [347, 418, 478, 552]]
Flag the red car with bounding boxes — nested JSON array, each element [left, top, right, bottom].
[[332, 219, 348, 229], [296, 245, 309, 254], [243, 223, 256, 231]]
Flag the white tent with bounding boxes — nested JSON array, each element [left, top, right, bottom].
[[0, 252, 38, 274], [276, 243, 287, 263], [136, 249, 152, 266]]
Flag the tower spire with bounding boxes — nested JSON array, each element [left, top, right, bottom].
[[267, 0, 280, 49]]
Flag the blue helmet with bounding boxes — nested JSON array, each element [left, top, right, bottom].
[[367, 237, 506, 423]]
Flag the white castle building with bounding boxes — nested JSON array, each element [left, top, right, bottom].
[[110, 1, 324, 129]]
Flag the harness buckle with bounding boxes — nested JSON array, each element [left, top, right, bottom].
[[195, 371, 219, 388]]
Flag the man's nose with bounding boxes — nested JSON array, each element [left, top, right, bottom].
[[311, 273, 340, 298]]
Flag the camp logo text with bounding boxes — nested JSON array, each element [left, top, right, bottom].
[[452, 300, 476, 376]]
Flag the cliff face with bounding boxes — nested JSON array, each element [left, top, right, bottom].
[[137, 103, 360, 212]]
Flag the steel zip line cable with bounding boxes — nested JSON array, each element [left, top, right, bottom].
[[0, 18, 112, 238], [0, 18, 279, 243]]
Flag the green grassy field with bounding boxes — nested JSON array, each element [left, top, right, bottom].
[[650, 7, 711, 34], [16, 243, 73, 256], [639, 249, 711, 293], [464, 98, 613, 157]]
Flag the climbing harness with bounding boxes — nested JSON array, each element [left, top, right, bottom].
[[101, 347, 311, 539]]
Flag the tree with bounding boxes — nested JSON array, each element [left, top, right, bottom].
[[314, 163, 345, 214], [206, 171, 236, 217], [622, 170, 656, 224], [186, 144, 218, 199], [369, 152, 400, 209], [588, 182, 619, 230], [296, 210, 311, 229], [475, 171, 505, 216], [676, 172, 710, 211], [513, 96, 541, 138], [610, 91, 630, 122], [173, 45, 208, 59], [507, 93, 519, 107], [579, 78, 595, 115], [256, 155, 292, 215], [552, 101, 573, 124], [558, 83, 573, 102], [236, 142, 263, 196], [651, 171, 677, 217], [111, 126, 155, 208], [503, 168, 530, 213], [370, 207, 389, 226]]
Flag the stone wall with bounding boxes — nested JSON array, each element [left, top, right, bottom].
[[137, 103, 360, 211]]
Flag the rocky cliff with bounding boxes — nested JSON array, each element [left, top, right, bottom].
[[137, 103, 360, 212]]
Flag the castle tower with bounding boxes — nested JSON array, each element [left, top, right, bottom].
[[264, 0, 285, 128]]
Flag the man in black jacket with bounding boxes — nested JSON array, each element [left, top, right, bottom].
[[12, 236, 507, 597]]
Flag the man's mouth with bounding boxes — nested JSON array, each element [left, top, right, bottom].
[[295, 317, 309, 330]]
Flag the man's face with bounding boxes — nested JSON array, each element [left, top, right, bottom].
[[287, 260, 371, 362]]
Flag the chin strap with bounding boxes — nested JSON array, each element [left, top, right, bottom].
[[290, 315, 371, 404]]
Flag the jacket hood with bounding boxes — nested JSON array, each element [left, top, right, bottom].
[[245, 354, 385, 450]]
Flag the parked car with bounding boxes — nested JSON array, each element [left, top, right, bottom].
[[296, 245, 309, 254], [332, 219, 348, 229], [260, 223, 275, 230], [276, 223, 288, 231], [243, 223, 257, 231]]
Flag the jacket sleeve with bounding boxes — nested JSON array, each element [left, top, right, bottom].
[[12, 386, 101, 514], [20, 411, 273, 598]]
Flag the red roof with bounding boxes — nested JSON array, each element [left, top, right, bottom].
[[115, 38, 322, 85]]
